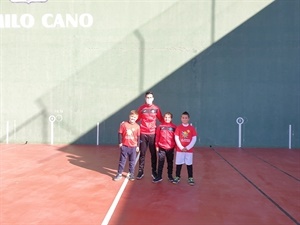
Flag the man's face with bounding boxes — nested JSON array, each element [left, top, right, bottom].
[[145, 94, 154, 105]]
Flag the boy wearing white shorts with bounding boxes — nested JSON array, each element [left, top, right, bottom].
[[173, 111, 197, 185]]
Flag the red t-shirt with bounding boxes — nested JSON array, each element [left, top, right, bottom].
[[137, 103, 163, 134], [118, 121, 140, 147], [155, 122, 177, 150], [175, 124, 197, 152]]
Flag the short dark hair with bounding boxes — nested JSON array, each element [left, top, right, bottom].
[[182, 111, 190, 118], [145, 91, 154, 97]]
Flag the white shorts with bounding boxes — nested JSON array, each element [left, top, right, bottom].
[[175, 152, 193, 165]]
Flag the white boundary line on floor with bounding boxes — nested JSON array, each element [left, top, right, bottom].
[[101, 152, 140, 225], [0, 144, 28, 152]]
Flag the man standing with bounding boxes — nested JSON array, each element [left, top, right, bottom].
[[136, 91, 163, 179]]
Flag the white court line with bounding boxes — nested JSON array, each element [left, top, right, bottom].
[[0, 144, 27, 152], [101, 152, 140, 225]]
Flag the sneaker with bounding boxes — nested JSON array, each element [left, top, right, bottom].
[[172, 176, 180, 184], [136, 170, 144, 180], [152, 171, 158, 179], [152, 177, 162, 183], [113, 174, 122, 181], [128, 173, 135, 181], [188, 177, 195, 186], [168, 176, 174, 182]]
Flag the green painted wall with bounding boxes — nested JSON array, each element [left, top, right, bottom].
[[1, 0, 299, 148]]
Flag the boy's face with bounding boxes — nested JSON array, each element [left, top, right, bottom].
[[145, 94, 154, 105], [181, 114, 189, 125], [164, 114, 172, 123], [129, 114, 138, 124]]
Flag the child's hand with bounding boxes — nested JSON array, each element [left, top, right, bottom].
[[136, 147, 140, 152]]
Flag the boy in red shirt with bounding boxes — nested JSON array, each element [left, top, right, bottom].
[[114, 110, 140, 181], [173, 111, 197, 185], [153, 112, 177, 183]]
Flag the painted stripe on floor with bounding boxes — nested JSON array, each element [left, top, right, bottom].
[[101, 152, 140, 225]]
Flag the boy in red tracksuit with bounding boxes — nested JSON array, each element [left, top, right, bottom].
[[152, 112, 177, 183]]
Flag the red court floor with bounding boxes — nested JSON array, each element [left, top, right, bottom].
[[1, 144, 299, 225]]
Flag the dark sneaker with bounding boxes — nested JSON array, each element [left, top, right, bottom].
[[128, 173, 135, 181], [172, 176, 180, 184], [152, 171, 158, 179], [113, 174, 122, 181], [188, 177, 195, 186], [136, 170, 144, 180], [168, 176, 174, 182], [152, 177, 162, 183]]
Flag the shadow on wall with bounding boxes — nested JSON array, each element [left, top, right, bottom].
[[5, 1, 297, 147], [72, 0, 300, 148]]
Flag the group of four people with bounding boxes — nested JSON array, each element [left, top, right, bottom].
[[114, 91, 198, 186]]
